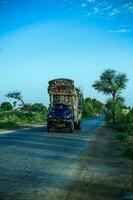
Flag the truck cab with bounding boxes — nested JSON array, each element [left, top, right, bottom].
[[47, 104, 74, 132]]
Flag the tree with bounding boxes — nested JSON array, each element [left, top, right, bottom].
[[82, 98, 104, 117], [13, 101, 17, 109], [21, 103, 32, 112], [31, 103, 47, 112], [5, 91, 25, 108], [105, 96, 125, 121], [1, 102, 13, 111], [92, 69, 128, 123], [82, 98, 93, 117]]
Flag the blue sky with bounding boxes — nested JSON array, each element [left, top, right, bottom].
[[0, 0, 133, 106]]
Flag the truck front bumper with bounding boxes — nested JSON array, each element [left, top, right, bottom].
[[47, 119, 72, 129]]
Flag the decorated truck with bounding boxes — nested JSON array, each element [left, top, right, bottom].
[[47, 78, 82, 132]]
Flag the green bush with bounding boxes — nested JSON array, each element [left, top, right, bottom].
[[115, 110, 133, 132], [124, 135, 133, 158], [0, 110, 47, 129], [0, 102, 13, 111], [31, 103, 47, 112], [0, 121, 18, 129], [82, 98, 104, 117], [117, 132, 133, 159], [115, 110, 133, 159]]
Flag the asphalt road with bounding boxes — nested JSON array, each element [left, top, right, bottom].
[[0, 116, 104, 200]]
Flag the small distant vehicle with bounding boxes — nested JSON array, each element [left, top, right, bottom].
[[47, 78, 83, 132]]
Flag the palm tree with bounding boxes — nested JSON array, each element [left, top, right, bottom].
[[92, 69, 128, 123]]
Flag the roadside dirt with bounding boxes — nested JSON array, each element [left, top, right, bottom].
[[60, 126, 132, 200]]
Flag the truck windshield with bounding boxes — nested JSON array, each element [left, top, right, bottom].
[[54, 104, 70, 111]]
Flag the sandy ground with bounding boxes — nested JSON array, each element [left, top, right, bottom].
[[59, 126, 132, 200]]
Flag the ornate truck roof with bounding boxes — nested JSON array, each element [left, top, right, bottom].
[[48, 78, 75, 95], [48, 78, 74, 85]]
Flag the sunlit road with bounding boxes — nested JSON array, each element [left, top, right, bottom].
[[0, 116, 104, 200]]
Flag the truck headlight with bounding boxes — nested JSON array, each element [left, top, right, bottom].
[[66, 115, 71, 119]]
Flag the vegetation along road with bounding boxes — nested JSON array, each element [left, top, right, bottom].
[[0, 116, 132, 200]]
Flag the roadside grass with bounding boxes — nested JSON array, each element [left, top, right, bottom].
[[107, 117, 133, 159], [116, 131, 133, 159], [0, 110, 47, 130]]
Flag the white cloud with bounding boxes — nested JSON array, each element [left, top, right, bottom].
[[86, 0, 95, 3], [108, 8, 120, 16], [82, 12, 92, 17], [93, 7, 99, 14], [110, 29, 132, 33], [82, 6, 99, 17], [80, 3, 87, 8], [103, 5, 112, 11], [123, 2, 133, 13], [117, 29, 131, 33], [80, 0, 95, 8]]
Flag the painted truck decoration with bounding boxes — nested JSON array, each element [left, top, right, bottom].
[[47, 78, 83, 132]]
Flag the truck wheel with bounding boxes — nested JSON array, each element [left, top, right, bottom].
[[77, 122, 81, 130], [47, 123, 51, 132], [75, 122, 81, 130], [69, 123, 74, 133], [47, 126, 50, 132], [74, 123, 78, 130]]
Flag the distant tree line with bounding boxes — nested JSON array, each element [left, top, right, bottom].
[[0, 91, 47, 113], [0, 91, 47, 129], [82, 98, 104, 117]]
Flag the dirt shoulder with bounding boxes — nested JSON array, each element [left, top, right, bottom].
[[62, 126, 132, 200]]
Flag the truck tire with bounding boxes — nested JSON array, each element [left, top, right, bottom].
[[47, 123, 51, 132], [75, 121, 81, 130], [47, 126, 50, 132], [74, 123, 78, 130], [77, 121, 81, 130], [69, 123, 74, 133]]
